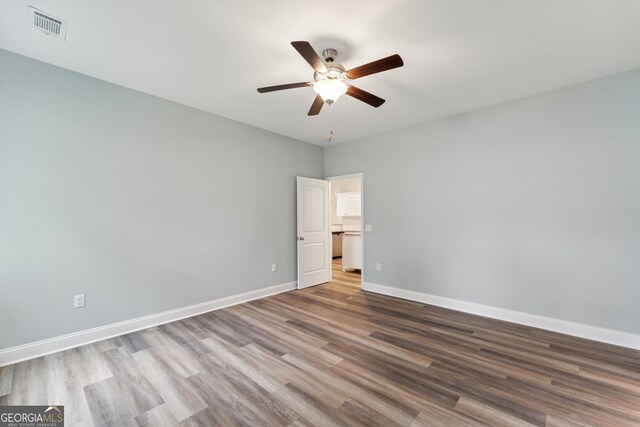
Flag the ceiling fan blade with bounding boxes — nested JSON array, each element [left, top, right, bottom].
[[257, 82, 311, 93], [346, 86, 385, 108], [346, 54, 404, 80], [291, 41, 328, 73], [307, 94, 324, 116]]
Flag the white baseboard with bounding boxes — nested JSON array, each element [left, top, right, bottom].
[[0, 281, 297, 367], [363, 282, 640, 350]]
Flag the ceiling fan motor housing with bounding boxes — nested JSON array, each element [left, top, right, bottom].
[[315, 49, 347, 82], [314, 64, 346, 82]]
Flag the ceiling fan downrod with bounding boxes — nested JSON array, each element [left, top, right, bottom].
[[322, 48, 338, 63]]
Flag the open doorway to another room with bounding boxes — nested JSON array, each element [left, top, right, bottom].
[[328, 174, 363, 286]]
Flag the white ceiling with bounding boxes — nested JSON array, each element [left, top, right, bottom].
[[2, 0, 640, 145]]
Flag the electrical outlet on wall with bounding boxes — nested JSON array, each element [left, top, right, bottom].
[[272, 264, 277, 272], [74, 294, 85, 308], [365, 224, 372, 232], [376, 263, 381, 271]]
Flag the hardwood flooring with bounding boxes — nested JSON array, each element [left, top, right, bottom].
[[1, 260, 639, 426]]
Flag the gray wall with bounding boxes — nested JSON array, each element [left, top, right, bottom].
[[0, 49, 323, 349], [2, 47, 638, 350], [325, 69, 640, 334]]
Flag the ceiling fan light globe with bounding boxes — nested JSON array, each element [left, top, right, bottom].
[[313, 79, 348, 103]]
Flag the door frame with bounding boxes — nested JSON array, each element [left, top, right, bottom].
[[325, 172, 364, 288]]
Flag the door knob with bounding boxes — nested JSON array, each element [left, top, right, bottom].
[[297, 237, 304, 241]]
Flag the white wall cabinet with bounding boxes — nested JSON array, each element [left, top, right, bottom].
[[342, 234, 362, 271], [336, 192, 361, 217]]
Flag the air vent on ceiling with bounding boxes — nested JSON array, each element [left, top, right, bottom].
[[28, 6, 67, 40]]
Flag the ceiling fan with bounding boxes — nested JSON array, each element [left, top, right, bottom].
[[257, 41, 404, 116]]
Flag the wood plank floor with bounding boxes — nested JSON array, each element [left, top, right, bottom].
[[1, 260, 639, 426]]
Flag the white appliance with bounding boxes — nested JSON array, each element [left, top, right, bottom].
[[342, 232, 362, 271]]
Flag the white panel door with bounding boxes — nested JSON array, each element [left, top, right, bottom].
[[297, 177, 331, 289]]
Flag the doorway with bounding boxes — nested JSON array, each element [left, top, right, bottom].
[[327, 174, 363, 286], [296, 174, 363, 290]]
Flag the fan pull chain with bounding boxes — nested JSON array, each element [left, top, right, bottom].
[[323, 102, 335, 143]]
